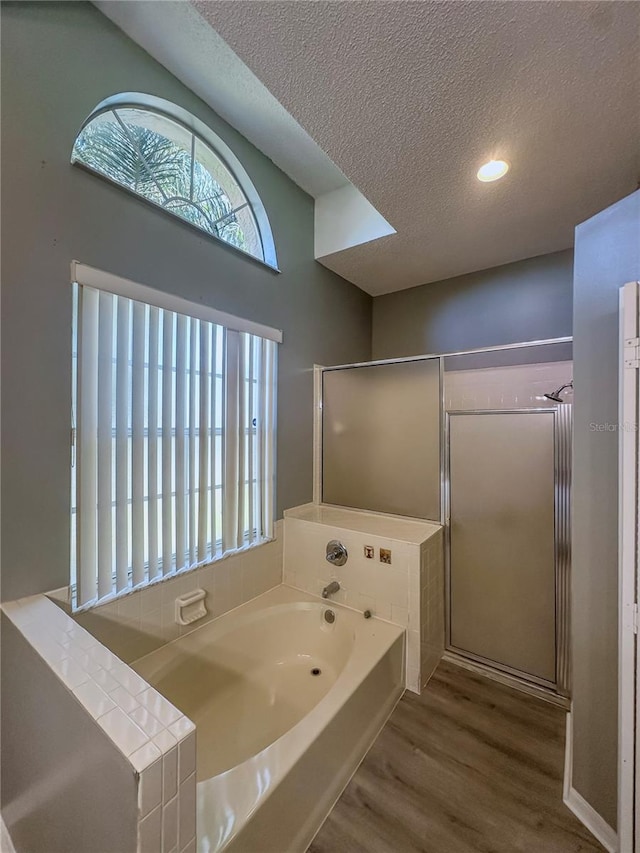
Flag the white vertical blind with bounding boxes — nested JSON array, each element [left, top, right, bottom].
[[162, 311, 174, 577], [262, 338, 276, 535], [72, 280, 278, 609], [147, 307, 160, 580], [115, 297, 130, 593], [236, 333, 247, 549], [77, 287, 99, 606], [198, 323, 210, 562], [247, 336, 255, 545], [175, 314, 187, 573], [97, 292, 114, 600], [212, 325, 222, 559], [189, 319, 198, 566], [257, 339, 267, 538], [223, 330, 241, 553], [131, 302, 145, 587]]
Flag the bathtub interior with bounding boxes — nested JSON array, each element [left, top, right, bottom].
[[132, 596, 359, 779], [119, 583, 407, 852]]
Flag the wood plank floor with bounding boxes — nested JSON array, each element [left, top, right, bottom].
[[309, 661, 603, 853]]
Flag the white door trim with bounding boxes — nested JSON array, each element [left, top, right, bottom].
[[618, 280, 640, 853]]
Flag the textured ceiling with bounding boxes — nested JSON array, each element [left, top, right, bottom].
[[97, 1, 639, 295], [192, 0, 640, 294], [94, 0, 349, 198]]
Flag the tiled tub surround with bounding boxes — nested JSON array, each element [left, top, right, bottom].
[[1, 594, 196, 853], [68, 522, 283, 664], [445, 360, 573, 411], [131, 585, 405, 853], [283, 504, 444, 693]]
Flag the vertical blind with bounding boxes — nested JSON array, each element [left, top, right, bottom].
[[71, 273, 278, 609]]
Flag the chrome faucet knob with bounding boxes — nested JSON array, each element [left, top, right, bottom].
[[325, 540, 348, 566]]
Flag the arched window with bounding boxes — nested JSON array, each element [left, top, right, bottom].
[[71, 94, 277, 268]]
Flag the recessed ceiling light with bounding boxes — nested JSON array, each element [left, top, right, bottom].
[[477, 159, 510, 182]]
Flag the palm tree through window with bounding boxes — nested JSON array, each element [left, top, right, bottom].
[[72, 103, 266, 262]]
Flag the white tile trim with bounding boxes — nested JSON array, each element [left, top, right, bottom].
[[563, 712, 617, 853], [2, 524, 285, 853], [1, 594, 197, 853]]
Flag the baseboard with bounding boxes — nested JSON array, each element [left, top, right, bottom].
[[564, 787, 617, 852], [1, 816, 17, 853], [563, 713, 618, 853], [563, 712, 573, 801]]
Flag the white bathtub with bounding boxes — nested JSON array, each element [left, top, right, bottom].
[[132, 584, 405, 852]]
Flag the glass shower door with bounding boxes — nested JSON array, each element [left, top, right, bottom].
[[447, 410, 560, 685]]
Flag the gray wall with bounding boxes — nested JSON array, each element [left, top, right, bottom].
[[572, 189, 640, 830], [1, 615, 138, 852], [372, 249, 573, 359], [0, 2, 371, 602]]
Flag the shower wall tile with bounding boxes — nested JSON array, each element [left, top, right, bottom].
[[178, 772, 197, 850], [420, 528, 445, 688], [179, 732, 196, 783], [445, 360, 573, 411], [138, 805, 162, 853], [162, 745, 178, 803], [283, 513, 443, 693], [137, 749, 162, 817], [162, 796, 178, 853], [71, 520, 283, 664]]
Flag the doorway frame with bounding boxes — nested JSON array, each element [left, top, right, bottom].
[[618, 280, 640, 853]]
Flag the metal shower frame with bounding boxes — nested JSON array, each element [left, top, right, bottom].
[[443, 406, 572, 698]]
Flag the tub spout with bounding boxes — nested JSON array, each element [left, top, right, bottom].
[[322, 581, 341, 599]]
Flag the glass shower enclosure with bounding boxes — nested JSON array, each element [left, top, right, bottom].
[[322, 357, 441, 520], [319, 338, 572, 698]]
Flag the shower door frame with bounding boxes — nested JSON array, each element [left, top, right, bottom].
[[443, 407, 572, 697]]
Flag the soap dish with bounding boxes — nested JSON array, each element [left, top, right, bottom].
[[175, 589, 207, 626]]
